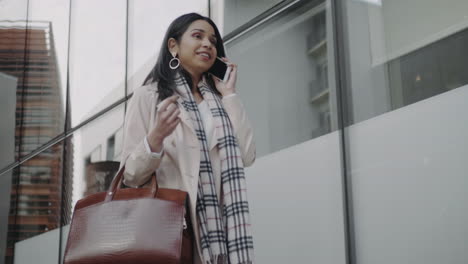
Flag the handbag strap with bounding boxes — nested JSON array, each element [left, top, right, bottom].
[[105, 86, 161, 203], [105, 166, 158, 202]]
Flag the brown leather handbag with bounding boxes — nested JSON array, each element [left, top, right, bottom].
[[63, 167, 193, 264]]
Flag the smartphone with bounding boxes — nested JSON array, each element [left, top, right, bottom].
[[208, 57, 232, 82]]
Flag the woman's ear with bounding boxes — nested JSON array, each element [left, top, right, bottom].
[[167, 38, 178, 57]]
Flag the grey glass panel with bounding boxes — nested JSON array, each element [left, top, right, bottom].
[[342, 1, 468, 264], [2, 140, 65, 264], [344, 0, 468, 124], [18, 0, 70, 159], [127, 0, 208, 94], [0, 1, 28, 169], [225, 0, 337, 156], [62, 102, 124, 216], [388, 28, 468, 108], [68, 0, 126, 127], [58, 103, 125, 262], [0, 2, 28, 260], [211, 0, 284, 35]]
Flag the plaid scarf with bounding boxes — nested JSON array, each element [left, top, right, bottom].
[[174, 73, 254, 264]]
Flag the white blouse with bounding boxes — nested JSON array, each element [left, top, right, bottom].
[[197, 100, 214, 144], [197, 94, 236, 143]]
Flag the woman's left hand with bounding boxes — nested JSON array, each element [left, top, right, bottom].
[[212, 57, 237, 97]]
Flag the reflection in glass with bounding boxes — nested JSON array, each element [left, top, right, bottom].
[[225, 0, 336, 156], [5, 139, 72, 264], [0, 0, 70, 161], [388, 28, 468, 108], [343, 1, 468, 263], [211, 0, 284, 36], [64, 103, 125, 225], [0, 2, 28, 262], [127, 0, 208, 93], [345, 0, 468, 124], [0, 20, 30, 167], [69, 0, 126, 127], [84, 161, 120, 196], [19, 21, 66, 158]]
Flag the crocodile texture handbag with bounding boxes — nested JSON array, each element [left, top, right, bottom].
[[63, 167, 193, 264]]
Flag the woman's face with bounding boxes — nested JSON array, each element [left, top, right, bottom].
[[171, 20, 218, 78]]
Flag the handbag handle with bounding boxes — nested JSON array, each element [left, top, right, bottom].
[[105, 89, 161, 202], [105, 166, 158, 202]]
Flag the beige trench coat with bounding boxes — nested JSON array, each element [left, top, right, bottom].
[[119, 82, 256, 263]]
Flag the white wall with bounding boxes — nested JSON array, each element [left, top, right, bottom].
[[245, 132, 347, 263], [14, 227, 61, 264], [14, 223, 69, 264], [349, 84, 468, 264]]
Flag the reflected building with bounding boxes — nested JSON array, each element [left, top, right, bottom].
[[84, 161, 120, 196], [80, 86, 125, 197], [0, 21, 73, 263]]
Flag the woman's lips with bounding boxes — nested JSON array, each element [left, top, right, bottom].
[[197, 52, 211, 61]]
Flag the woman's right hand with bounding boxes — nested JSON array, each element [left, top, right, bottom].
[[147, 95, 181, 152]]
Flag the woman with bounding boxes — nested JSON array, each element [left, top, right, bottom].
[[119, 13, 256, 264]]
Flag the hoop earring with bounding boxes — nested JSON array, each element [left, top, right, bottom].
[[169, 55, 180, 70]]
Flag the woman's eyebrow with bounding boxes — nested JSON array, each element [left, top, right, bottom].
[[191, 29, 216, 38]]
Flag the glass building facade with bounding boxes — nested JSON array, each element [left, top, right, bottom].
[[0, 0, 467, 263]]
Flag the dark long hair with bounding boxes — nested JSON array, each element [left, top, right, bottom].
[[143, 13, 225, 100]]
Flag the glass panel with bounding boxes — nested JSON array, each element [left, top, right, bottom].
[[211, 0, 284, 36], [223, 3, 347, 262], [59, 103, 125, 262], [0, 0, 28, 169], [127, 0, 208, 94], [343, 0, 468, 124], [68, 0, 126, 127], [3, 140, 65, 264], [19, 0, 70, 159], [225, 0, 338, 156], [342, 0, 468, 263], [0, 2, 28, 261]]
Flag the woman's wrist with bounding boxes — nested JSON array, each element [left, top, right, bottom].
[[222, 92, 236, 98], [147, 133, 164, 153]]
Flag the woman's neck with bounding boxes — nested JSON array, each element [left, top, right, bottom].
[[191, 75, 201, 93], [185, 68, 202, 94]]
